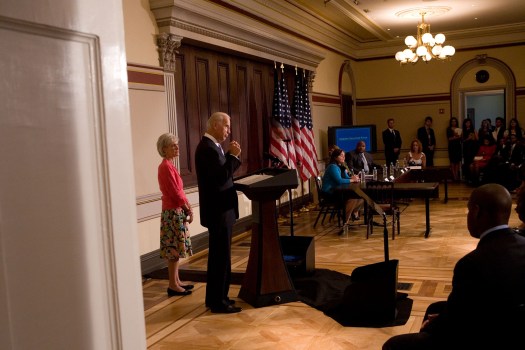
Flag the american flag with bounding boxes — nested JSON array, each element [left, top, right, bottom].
[[291, 69, 304, 175], [269, 64, 296, 169], [292, 69, 318, 181]]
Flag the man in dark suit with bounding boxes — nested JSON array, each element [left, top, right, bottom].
[[383, 183, 525, 350], [382, 118, 402, 166], [195, 112, 242, 314], [345, 140, 378, 174], [417, 116, 436, 166], [492, 116, 506, 144], [498, 133, 525, 191]]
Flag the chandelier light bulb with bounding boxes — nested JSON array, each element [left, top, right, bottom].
[[416, 45, 428, 56], [405, 35, 417, 47], [395, 51, 405, 61], [403, 48, 413, 58], [435, 33, 445, 44], [422, 32, 433, 44], [432, 45, 442, 56], [443, 45, 455, 56]]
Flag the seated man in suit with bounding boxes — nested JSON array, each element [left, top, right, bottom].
[[383, 183, 525, 350], [346, 140, 379, 175], [497, 133, 524, 191]]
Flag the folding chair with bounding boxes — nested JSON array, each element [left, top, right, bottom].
[[313, 176, 343, 228], [365, 181, 404, 239]]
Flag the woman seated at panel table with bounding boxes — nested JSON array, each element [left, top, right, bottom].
[[404, 139, 426, 168], [321, 148, 363, 224]]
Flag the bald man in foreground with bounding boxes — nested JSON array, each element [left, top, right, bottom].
[[383, 184, 525, 350]]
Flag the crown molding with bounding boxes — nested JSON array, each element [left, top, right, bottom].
[[149, 0, 325, 71], [149, 1, 525, 62]]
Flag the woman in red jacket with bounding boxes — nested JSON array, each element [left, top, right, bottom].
[[157, 133, 194, 296]]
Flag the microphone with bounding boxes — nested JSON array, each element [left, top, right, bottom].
[[263, 152, 283, 164]]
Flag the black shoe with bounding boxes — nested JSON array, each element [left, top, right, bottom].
[[210, 305, 242, 314], [167, 288, 192, 296], [206, 299, 235, 307], [182, 284, 194, 290]]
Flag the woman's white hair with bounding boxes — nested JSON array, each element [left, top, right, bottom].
[[156, 133, 178, 157]]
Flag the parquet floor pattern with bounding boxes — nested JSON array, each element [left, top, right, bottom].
[[142, 182, 521, 349]]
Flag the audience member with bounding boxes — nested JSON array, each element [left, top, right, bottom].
[[321, 148, 363, 224], [502, 133, 525, 166], [446, 117, 462, 181], [486, 117, 494, 132], [469, 135, 496, 185], [404, 139, 426, 167], [417, 116, 436, 166], [492, 116, 506, 144], [494, 135, 509, 157], [195, 112, 242, 314], [461, 118, 478, 182], [157, 133, 194, 297], [383, 183, 525, 350], [504, 117, 524, 141], [513, 181, 525, 237], [382, 118, 402, 167], [499, 133, 525, 191], [345, 140, 379, 175], [477, 118, 493, 144]]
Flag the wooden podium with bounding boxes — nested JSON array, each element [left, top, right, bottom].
[[234, 168, 299, 307]]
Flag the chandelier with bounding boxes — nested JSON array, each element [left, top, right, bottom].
[[395, 13, 455, 64]]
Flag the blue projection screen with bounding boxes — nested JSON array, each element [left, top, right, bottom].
[[328, 125, 377, 153]]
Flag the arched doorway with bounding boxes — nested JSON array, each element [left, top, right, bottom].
[[451, 54, 516, 124], [340, 60, 357, 126]]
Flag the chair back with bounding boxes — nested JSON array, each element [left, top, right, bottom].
[[315, 176, 322, 193], [315, 176, 326, 201]]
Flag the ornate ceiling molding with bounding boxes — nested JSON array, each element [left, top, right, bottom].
[[149, 0, 325, 71]]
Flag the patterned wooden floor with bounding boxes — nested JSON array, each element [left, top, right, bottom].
[[142, 182, 521, 349]]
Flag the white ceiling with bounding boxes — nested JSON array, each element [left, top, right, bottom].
[[224, 0, 525, 59], [320, 0, 525, 40]]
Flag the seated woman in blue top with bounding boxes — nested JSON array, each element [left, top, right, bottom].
[[322, 148, 363, 224]]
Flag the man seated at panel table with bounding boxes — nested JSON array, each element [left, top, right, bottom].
[[345, 140, 380, 175]]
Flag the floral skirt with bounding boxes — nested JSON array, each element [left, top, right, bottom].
[[160, 208, 193, 260]]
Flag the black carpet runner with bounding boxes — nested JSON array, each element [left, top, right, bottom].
[[144, 267, 412, 327]]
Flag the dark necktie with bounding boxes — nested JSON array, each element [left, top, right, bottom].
[[361, 153, 369, 173]]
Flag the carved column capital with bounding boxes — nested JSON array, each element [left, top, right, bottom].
[[156, 33, 182, 72]]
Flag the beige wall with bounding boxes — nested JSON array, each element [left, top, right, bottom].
[[122, 0, 159, 65], [353, 46, 525, 98], [311, 51, 348, 160], [129, 88, 168, 197], [312, 50, 345, 96]]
